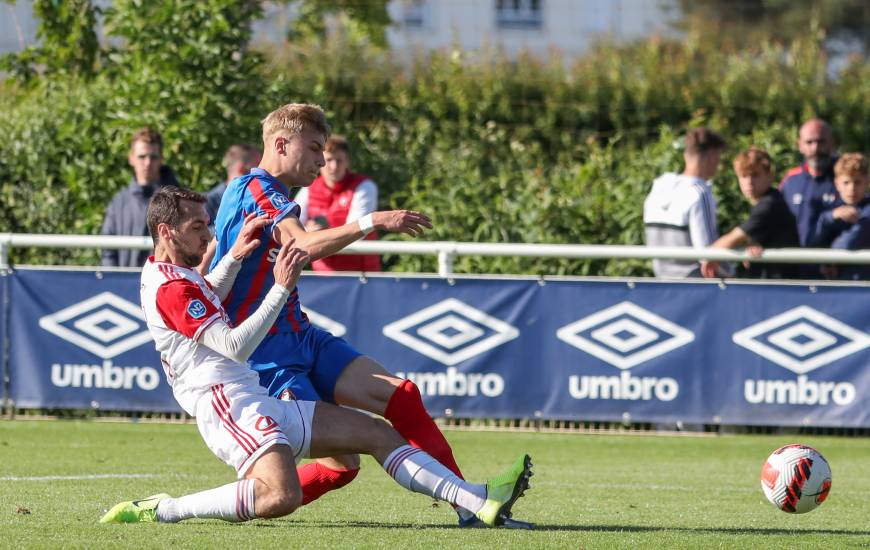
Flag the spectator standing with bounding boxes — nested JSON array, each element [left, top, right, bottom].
[[294, 135, 381, 272], [205, 143, 262, 226], [101, 127, 179, 267], [702, 148, 800, 279], [810, 153, 870, 280], [780, 118, 839, 246], [643, 127, 726, 277]]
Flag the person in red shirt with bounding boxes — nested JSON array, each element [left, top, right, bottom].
[[294, 135, 381, 271]]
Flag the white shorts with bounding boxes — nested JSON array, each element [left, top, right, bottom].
[[195, 382, 315, 478]]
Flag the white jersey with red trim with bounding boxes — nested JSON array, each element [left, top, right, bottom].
[[140, 257, 261, 415]]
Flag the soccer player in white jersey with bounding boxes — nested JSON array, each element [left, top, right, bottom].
[[99, 186, 532, 526]]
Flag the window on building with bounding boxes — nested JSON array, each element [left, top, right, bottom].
[[399, 0, 427, 27], [496, 0, 543, 29]]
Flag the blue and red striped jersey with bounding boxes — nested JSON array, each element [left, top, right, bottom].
[[210, 167, 310, 333]]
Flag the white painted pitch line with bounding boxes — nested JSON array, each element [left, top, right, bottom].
[[0, 473, 161, 482]]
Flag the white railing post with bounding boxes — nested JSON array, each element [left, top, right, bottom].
[[437, 249, 455, 278]]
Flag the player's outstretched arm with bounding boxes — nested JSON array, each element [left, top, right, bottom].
[[203, 214, 272, 300], [199, 240, 308, 364], [273, 210, 432, 262]]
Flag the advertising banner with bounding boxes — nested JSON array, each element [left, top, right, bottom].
[[6, 269, 870, 426], [8, 269, 179, 412]]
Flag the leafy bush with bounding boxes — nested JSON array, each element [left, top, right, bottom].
[[3, 7, 870, 275]]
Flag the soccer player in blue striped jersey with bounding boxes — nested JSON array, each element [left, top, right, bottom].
[[208, 104, 528, 528]]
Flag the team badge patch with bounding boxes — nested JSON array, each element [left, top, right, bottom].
[[270, 193, 290, 210], [187, 299, 207, 319]]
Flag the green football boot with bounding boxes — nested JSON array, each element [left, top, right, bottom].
[[475, 454, 533, 527], [99, 493, 170, 524]]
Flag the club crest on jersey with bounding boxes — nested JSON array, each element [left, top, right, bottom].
[[187, 299, 207, 319], [270, 193, 290, 210], [279, 388, 297, 401]]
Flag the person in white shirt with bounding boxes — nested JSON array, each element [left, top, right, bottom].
[[100, 186, 532, 527], [643, 127, 727, 277]]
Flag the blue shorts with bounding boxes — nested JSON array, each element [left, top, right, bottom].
[[250, 325, 362, 403]]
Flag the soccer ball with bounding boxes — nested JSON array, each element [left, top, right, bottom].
[[760, 444, 832, 514]]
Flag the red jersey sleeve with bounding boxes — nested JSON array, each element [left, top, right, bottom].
[[156, 280, 222, 340]]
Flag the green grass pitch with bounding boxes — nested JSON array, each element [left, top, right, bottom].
[[1, 420, 868, 549]]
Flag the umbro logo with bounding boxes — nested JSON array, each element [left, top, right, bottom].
[[39, 292, 153, 359], [382, 298, 519, 366], [556, 302, 694, 369], [732, 306, 870, 374]]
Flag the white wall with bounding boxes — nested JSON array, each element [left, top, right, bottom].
[[386, 0, 679, 61], [0, 1, 38, 54]]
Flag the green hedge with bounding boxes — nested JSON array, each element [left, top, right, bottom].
[[2, 10, 869, 275]]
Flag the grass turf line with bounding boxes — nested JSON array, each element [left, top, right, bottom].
[[1, 420, 869, 549]]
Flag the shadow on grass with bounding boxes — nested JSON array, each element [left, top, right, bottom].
[[271, 520, 870, 537]]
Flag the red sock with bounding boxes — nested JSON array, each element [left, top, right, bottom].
[[298, 462, 359, 506], [383, 380, 464, 479]]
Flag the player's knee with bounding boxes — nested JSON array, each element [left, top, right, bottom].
[[272, 486, 303, 518], [258, 483, 302, 518]]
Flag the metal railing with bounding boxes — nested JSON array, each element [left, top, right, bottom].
[[2, 233, 870, 277]]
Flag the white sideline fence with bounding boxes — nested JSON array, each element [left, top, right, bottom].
[[2, 233, 870, 277]]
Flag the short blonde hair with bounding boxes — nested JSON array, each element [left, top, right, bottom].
[[261, 103, 330, 144], [733, 147, 773, 177], [834, 153, 869, 181]]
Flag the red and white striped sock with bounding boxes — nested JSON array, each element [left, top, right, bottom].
[[155, 479, 256, 523], [383, 445, 486, 514]]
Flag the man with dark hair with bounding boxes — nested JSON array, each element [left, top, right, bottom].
[[101, 127, 180, 267], [205, 144, 263, 225], [293, 135, 381, 271], [100, 185, 532, 527], [643, 127, 726, 277]]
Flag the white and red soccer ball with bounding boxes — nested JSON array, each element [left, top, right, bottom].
[[760, 444, 832, 514]]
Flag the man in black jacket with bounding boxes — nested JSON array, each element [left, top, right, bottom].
[[101, 127, 179, 267]]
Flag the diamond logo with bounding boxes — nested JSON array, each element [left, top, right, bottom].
[[38, 292, 153, 359], [732, 306, 870, 374], [382, 298, 519, 366], [556, 301, 694, 369], [301, 306, 346, 337]]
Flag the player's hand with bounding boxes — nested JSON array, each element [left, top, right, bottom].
[[700, 260, 720, 279], [372, 210, 433, 237], [833, 206, 860, 224], [742, 244, 764, 270], [231, 213, 271, 261], [272, 238, 310, 290]]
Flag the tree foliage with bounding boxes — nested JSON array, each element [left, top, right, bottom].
[[675, 0, 870, 52], [2, 4, 870, 275], [287, 0, 391, 48]]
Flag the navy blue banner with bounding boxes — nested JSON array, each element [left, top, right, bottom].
[[8, 269, 178, 412], [6, 269, 870, 426]]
